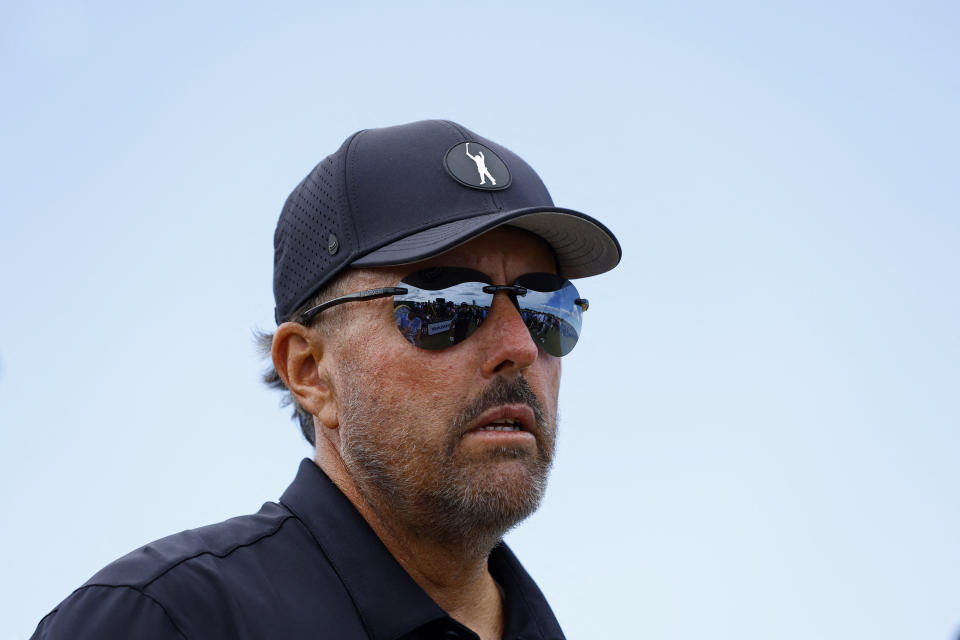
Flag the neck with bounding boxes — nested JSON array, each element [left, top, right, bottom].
[[314, 443, 505, 640]]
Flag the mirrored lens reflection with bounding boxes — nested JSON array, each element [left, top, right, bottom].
[[392, 270, 585, 356], [515, 275, 583, 357], [394, 281, 494, 350]]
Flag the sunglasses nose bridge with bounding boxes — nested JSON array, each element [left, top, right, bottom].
[[481, 284, 527, 295], [479, 284, 525, 316]]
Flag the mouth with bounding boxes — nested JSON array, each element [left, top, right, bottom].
[[464, 405, 536, 439], [474, 418, 523, 432]]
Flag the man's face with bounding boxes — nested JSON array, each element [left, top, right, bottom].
[[327, 227, 562, 550]]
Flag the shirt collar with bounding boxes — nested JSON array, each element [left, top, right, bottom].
[[280, 458, 445, 640], [280, 458, 564, 640], [489, 543, 566, 639]]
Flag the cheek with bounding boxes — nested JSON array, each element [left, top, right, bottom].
[[342, 323, 467, 418], [402, 356, 472, 415]]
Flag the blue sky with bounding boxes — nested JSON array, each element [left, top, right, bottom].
[[2, 1, 958, 638]]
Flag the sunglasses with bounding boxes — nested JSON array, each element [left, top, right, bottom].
[[300, 267, 589, 357]]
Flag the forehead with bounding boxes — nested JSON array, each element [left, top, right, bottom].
[[354, 227, 558, 286]]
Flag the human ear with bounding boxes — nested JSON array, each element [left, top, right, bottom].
[[271, 323, 338, 429]]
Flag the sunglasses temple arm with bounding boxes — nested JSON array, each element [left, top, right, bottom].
[[300, 287, 408, 323]]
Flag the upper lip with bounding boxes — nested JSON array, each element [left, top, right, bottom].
[[466, 404, 536, 435]]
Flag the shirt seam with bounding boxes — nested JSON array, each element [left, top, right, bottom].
[[141, 513, 297, 590], [60, 584, 189, 640]]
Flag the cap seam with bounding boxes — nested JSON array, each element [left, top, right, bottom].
[[277, 132, 367, 320], [343, 129, 366, 263]]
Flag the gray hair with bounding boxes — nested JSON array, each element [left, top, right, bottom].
[[255, 272, 357, 446]]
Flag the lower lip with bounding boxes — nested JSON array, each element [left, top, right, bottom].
[[464, 428, 535, 444]]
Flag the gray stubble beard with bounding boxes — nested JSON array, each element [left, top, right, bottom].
[[339, 374, 557, 559]]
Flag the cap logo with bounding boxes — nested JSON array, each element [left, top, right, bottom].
[[444, 142, 512, 191]]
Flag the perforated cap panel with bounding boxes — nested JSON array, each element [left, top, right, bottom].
[[273, 147, 354, 323]]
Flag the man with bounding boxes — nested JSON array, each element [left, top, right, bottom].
[[395, 305, 423, 347], [32, 120, 621, 639], [465, 142, 497, 186]]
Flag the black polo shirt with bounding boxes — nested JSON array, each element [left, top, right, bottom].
[[32, 459, 565, 640]]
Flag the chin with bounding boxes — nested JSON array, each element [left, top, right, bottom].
[[422, 456, 551, 549]]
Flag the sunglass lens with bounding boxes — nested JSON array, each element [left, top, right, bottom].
[[395, 268, 493, 350], [514, 273, 584, 357]]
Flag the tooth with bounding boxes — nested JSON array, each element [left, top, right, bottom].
[[475, 423, 522, 432]]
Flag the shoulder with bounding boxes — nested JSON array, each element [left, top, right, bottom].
[[32, 502, 304, 640], [85, 501, 296, 588], [32, 584, 187, 640]]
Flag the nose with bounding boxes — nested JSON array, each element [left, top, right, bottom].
[[478, 292, 540, 376]]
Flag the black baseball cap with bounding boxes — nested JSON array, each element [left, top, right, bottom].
[[273, 119, 621, 324]]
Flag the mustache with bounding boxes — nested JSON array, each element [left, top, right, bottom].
[[451, 375, 547, 439]]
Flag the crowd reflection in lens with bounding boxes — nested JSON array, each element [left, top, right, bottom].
[[393, 295, 580, 355], [394, 297, 487, 349]]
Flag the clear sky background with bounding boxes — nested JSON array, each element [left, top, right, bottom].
[[2, 1, 958, 638]]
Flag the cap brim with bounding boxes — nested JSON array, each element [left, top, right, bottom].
[[351, 207, 621, 279]]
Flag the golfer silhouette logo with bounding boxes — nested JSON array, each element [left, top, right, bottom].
[[443, 140, 511, 191], [465, 143, 496, 186]]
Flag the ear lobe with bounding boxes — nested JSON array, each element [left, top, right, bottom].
[[272, 323, 338, 428]]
